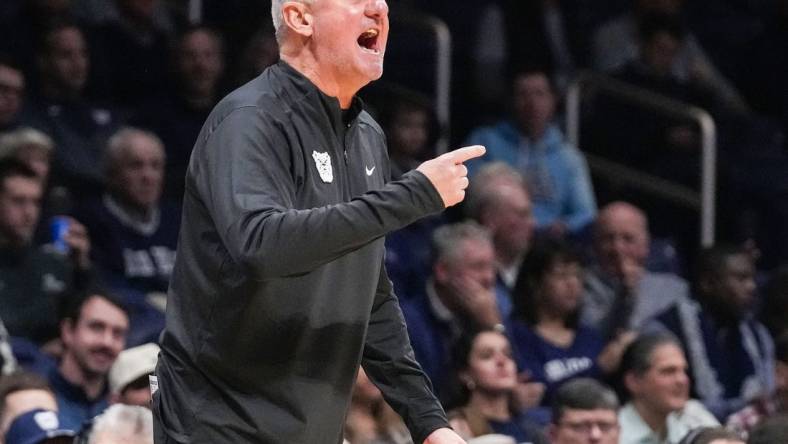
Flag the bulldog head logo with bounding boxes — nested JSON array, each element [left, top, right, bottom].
[[312, 150, 333, 183]]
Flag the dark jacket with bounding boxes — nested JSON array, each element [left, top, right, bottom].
[[154, 61, 448, 444]]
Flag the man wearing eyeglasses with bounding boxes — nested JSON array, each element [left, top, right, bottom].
[[548, 378, 620, 444]]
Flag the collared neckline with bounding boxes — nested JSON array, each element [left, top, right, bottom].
[[276, 60, 365, 138]]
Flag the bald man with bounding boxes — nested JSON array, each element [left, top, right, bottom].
[[581, 201, 690, 339]]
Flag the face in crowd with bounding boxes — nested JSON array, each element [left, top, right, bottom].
[[61, 296, 129, 379], [460, 331, 518, 396], [0, 173, 42, 247]]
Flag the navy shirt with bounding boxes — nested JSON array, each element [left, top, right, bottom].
[[47, 366, 108, 431], [511, 321, 604, 405]]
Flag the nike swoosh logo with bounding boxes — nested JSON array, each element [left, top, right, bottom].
[[365, 166, 375, 176]]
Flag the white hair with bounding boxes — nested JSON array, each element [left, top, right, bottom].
[[103, 127, 165, 175], [89, 404, 153, 444], [0, 127, 54, 159], [271, 0, 315, 44]]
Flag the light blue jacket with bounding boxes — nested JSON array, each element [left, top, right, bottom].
[[465, 121, 596, 232]]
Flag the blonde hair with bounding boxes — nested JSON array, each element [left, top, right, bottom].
[[0, 127, 54, 159]]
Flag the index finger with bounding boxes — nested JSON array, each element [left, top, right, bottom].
[[444, 145, 486, 164]]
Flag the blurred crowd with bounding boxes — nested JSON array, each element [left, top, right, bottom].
[[0, 0, 787, 443]]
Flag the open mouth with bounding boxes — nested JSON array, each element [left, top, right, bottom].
[[357, 28, 380, 54]]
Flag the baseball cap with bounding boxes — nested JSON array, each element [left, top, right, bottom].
[[5, 409, 76, 444], [108, 343, 160, 395]]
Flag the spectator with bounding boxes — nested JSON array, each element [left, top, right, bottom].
[[547, 378, 620, 444], [726, 333, 788, 439], [465, 163, 536, 318], [678, 427, 744, 444], [344, 367, 409, 444], [446, 329, 547, 444], [399, 222, 504, 397], [581, 201, 690, 340], [0, 159, 90, 344], [46, 291, 128, 430], [618, 333, 718, 443], [88, 0, 171, 106], [655, 245, 774, 419], [0, 372, 57, 441], [760, 267, 788, 340], [0, 128, 53, 185], [380, 91, 436, 181], [591, 0, 746, 113], [22, 22, 122, 197], [86, 404, 152, 444], [4, 409, 74, 444], [132, 26, 225, 202], [465, 69, 596, 237], [79, 127, 178, 296], [234, 28, 279, 87], [382, 90, 443, 298], [510, 238, 632, 407], [0, 0, 76, 88], [0, 56, 25, 133], [747, 414, 788, 444], [107, 343, 158, 408]]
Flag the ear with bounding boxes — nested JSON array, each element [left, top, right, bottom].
[[624, 371, 639, 396], [60, 318, 74, 346], [547, 424, 559, 442], [434, 260, 450, 284], [282, 1, 314, 39]]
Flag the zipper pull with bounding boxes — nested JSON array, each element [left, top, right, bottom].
[[343, 149, 348, 165]]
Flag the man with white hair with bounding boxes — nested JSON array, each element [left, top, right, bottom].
[[89, 404, 153, 444], [153, 0, 482, 443]]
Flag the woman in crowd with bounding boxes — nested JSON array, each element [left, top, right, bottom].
[[619, 333, 719, 443], [509, 238, 631, 405], [446, 329, 547, 444]]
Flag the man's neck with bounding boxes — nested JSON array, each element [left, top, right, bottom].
[[280, 52, 361, 109], [631, 399, 669, 440], [107, 193, 155, 224], [59, 354, 105, 400]]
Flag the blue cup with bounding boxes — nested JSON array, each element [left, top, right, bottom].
[[50, 216, 70, 254]]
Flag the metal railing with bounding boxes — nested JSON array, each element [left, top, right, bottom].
[[387, 7, 452, 153], [565, 72, 717, 247]]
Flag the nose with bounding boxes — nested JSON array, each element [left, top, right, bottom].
[[588, 424, 602, 442], [366, 0, 388, 17]]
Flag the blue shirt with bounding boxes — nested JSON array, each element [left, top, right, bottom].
[[465, 122, 596, 232], [47, 366, 108, 431], [510, 321, 604, 405]]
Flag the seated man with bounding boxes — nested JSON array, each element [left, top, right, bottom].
[[464, 162, 536, 318], [79, 127, 179, 296], [0, 372, 58, 439], [465, 69, 596, 237], [655, 245, 774, 419], [581, 201, 689, 340], [0, 55, 24, 134], [87, 404, 152, 444], [548, 378, 620, 444], [108, 343, 159, 408], [4, 409, 74, 444], [726, 333, 788, 439], [0, 159, 90, 345], [399, 221, 505, 397], [619, 333, 718, 443], [44, 290, 129, 430]]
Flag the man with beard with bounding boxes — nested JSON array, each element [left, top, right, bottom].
[[46, 291, 129, 430]]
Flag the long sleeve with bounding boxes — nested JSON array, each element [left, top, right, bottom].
[[362, 260, 449, 444], [194, 107, 445, 281]]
